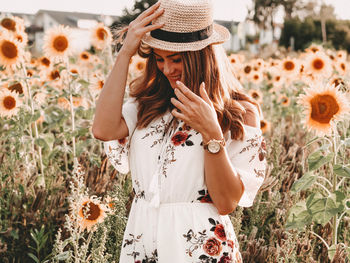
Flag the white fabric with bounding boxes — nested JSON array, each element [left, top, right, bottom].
[[104, 98, 267, 262]]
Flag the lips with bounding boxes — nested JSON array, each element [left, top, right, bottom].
[[168, 75, 181, 81]]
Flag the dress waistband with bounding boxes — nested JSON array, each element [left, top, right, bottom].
[[134, 198, 216, 209]]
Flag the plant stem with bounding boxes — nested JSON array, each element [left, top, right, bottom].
[[65, 62, 76, 163], [21, 62, 45, 185], [331, 132, 338, 246]]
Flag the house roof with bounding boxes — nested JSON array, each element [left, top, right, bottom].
[[36, 9, 119, 27]]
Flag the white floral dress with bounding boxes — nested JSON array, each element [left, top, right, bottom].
[[104, 98, 267, 263]]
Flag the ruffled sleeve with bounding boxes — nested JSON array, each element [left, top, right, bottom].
[[103, 98, 138, 174], [226, 125, 267, 207]]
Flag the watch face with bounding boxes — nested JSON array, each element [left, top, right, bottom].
[[208, 141, 220, 153]]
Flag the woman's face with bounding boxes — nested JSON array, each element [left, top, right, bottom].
[[153, 48, 184, 89]]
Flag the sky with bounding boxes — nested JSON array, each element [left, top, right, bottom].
[[0, 0, 349, 22]]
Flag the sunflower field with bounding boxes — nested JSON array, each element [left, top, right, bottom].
[[0, 15, 349, 263]]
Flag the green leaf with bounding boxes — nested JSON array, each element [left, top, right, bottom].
[[286, 200, 312, 230], [291, 172, 317, 193], [34, 138, 48, 150], [27, 253, 39, 263], [308, 152, 334, 171], [328, 244, 337, 261], [306, 193, 342, 226], [333, 164, 350, 178]]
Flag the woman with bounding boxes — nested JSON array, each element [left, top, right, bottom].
[[92, 0, 267, 262]]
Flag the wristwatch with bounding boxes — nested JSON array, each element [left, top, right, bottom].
[[203, 138, 226, 154]]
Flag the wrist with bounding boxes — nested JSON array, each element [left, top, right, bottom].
[[201, 125, 223, 145], [118, 48, 134, 60]]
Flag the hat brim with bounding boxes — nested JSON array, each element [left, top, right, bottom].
[[141, 23, 230, 52]]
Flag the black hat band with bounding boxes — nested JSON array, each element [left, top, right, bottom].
[[150, 24, 213, 43]]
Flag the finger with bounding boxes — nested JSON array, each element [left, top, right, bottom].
[[140, 7, 164, 27], [175, 81, 200, 102], [199, 82, 212, 105], [170, 97, 186, 111], [137, 1, 161, 21], [174, 87, 191, 106], [171, 108, 187, 121], [140, 21, 165, 34]]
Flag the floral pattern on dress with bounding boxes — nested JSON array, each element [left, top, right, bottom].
[[123, 232, 158, 262], [239, 134, 267, 164], [106, 138, 129, 167], [183, 218, 241, 262], [195, 189, 213, 203], [133, 179, 145, 202]]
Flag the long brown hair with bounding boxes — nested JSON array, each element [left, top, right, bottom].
[[128, 43, 260, 141]]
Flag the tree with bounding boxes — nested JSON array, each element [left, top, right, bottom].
[[112, 0, 157, 27]]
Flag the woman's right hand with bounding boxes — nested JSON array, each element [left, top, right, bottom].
[[120, 1, 164, 57]]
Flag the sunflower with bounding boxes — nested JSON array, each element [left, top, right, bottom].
[[7, 81, 24, 95], [335, 61, 347, 75], [250, 71, 263, 85], [305, 43, 323, 54], [0, 15, 25, 33], [90, 22, 112, 50], [90, 74, 105, 97], [79, 51, 91, 63], [14, 31, 28, 47], [248, 89, 263, 104], [297, 83, 350, 136], [268, 67, 285, 89], [279, 95, 290, 107], [281, 57, 299, 77], [336, 50, 347, 61], [304, 52, 332, 78], [0, 33, 23, 69], [43, 25, 73, 62], [0, 89, 22, 118], [129, 55, 147, 76], [78, 198, 107, 231], [39, 56, 51, 68], [228, 53, 244, 70], [260, 119, 270, 134]]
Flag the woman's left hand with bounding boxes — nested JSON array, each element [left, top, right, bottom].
[[170, 81, 223, 142]]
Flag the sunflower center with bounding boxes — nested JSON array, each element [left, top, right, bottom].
[[50, 70, 60, 80], [310, 94, 340, 124], [276, 76, 281, 81], [53, 36, 68, 52], [244, 65, 251, 74], [252, 92, 259, 99], [97, 28, 107, 40], [312, 58, 324, 70], [284, 61, 295, 71], [253, 74, 259, 80], [99, 80, 104, 89], [3, 96, 16, 110], [16, 35, 23, 42], [1, 18, 16, 31], [41, 57, 50, 67], [82, 202, 101, 220], [8, 83, 23, 94], [230, 58, 236, 63], [136, 62, 145, 71], [1, 40, 18, 59], [81, 53, 89, 60]]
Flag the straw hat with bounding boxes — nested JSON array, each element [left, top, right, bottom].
[[142, 0, 230, 52]]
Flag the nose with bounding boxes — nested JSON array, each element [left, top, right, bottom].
[[163, 61, 174, 76]]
